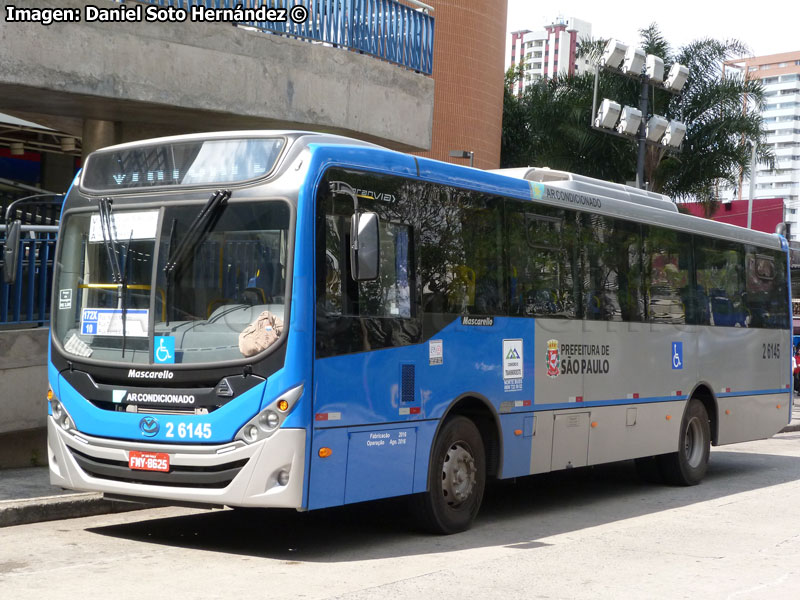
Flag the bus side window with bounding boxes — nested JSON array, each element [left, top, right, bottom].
[[745, 247, 788, 329], [417, 185, 505, 317], [695, 237, 746, 327], [643, 227, 690, 325], [505, 202, 576, 319], [580, 214, 644, 322]]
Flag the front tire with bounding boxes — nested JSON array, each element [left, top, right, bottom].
[[415, 416, 486, 534], [657, 398, 711, 486]]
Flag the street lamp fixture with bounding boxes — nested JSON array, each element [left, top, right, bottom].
[[616, 106, 643, 136], [449, 149, 474, 168], [595, 99, 622, 129], [622, 47, 646, 76], [601, 39, 627, 69], [646, 55, 664, 84], [662, 121, 687, 147], [665, 64, 690, 92], [645, 115, 669, 142]]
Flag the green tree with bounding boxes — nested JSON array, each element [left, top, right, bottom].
[[501, 24, 771, 204]]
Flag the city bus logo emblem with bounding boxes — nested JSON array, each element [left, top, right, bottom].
[[139, 417, 159, 437], [546, 339, 560, 378]]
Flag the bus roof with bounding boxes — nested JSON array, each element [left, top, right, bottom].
[[79, 130, 786, 252]]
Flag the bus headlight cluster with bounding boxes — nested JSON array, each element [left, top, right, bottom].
[[235, 384, 304, 445], [49, 389, 75, 432]]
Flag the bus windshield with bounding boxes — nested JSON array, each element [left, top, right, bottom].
[[53, 198, 291, 365]]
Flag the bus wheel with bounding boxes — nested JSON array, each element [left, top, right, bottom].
[[657, 398, 711, 486], [416, 416, 486, 534]]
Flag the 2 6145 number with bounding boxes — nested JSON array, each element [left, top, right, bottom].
[[165, 422, 212, 439]]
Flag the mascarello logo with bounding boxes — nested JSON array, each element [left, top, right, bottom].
[[546, 339, 560, 378]]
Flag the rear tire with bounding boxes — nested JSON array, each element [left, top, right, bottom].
[[414, 416, 486, 534], [657, 398, 711, 486]]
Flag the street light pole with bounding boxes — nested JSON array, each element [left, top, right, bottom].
[[636, 78, 649, 189], [591, 39, 688, 191], [747, 141, 757, 229]]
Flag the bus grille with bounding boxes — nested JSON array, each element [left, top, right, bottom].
[[88, 400, 217, 415], [68, 448, 247, 489]]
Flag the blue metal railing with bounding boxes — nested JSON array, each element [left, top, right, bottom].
[[0, 226, 58, 327], [125, 0, 434, 75]]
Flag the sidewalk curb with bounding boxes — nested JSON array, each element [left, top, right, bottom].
[[780, 424, 800, 434], [0, 493, 147, 528]]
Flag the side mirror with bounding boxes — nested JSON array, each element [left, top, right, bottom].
[[350, 212, 379, 281], [3, 220, 22, 284]]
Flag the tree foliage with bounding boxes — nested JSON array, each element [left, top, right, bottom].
[[501, 23, 771, 203]]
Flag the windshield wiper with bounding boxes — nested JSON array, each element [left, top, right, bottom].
[[97, 197, 122, 285], [97, 197, 133, 356], [163, 189, 231, 324], [120, 230, 133, 357]]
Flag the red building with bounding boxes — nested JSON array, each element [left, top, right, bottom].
[[681, 198, 785, 235]]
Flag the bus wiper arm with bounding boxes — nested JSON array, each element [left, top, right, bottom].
[[163, 189, 231, 280], [98, 197, 122, 284], [121, 230, 133, 357]]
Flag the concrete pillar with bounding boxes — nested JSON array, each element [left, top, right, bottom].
[[40, 153, 78, 194], [81, 119, 120, 158]]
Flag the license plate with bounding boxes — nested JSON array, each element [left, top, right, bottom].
[[128, 451, 170, 472]]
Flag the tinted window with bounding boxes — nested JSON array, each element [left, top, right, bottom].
[[506, 202, 578, 318], [745, 246, 789, 329], [695, 237, 747, 327], [316, 169, 421, 357], [417, 185, 505, 316], [580, 215, 644, 322], [643, 227, 692, 324]]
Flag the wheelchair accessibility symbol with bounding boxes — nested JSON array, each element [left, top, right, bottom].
[[672, 342, 683, 370], [154, 336, 175, 364]]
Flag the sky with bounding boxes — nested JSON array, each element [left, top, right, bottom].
[[506, 0, 800, 67]]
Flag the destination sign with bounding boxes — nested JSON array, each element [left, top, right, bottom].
[[81, 138, 285, 191]]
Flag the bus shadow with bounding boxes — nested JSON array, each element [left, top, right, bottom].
[[87, 442, 800, 561]]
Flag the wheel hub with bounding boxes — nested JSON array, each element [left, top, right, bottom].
[[441, 442, 476, 506], [684, 416, 703, 468]]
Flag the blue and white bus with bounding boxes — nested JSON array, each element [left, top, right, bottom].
[[45, 131, 792, 533]]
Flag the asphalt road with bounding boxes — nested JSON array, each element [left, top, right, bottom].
[[2, 433, 800, 600]]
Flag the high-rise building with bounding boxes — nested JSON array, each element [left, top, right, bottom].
[[722, 51, 800, 240], [509, 17, 592, 94]]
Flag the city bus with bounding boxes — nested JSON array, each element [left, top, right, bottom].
[[43, 131, 792, 534]]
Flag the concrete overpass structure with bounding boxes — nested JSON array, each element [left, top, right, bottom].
[[0, 0, 435, 465], [0, 0, 435, 155]]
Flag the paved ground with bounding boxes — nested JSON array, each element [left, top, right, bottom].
[[2, 402, 799, 528], [3, 433, 800, 600]]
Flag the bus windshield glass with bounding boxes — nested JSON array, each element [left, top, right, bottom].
[[53, 199, 291, 365]]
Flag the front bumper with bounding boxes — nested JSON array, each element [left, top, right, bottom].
[[47, 417, 306, 509]]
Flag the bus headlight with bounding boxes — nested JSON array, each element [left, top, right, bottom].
[[235, 384, 303, 445], [50, 392, 75, 432], [244, 425, 259, 443], [258, 411, 279, 431]]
